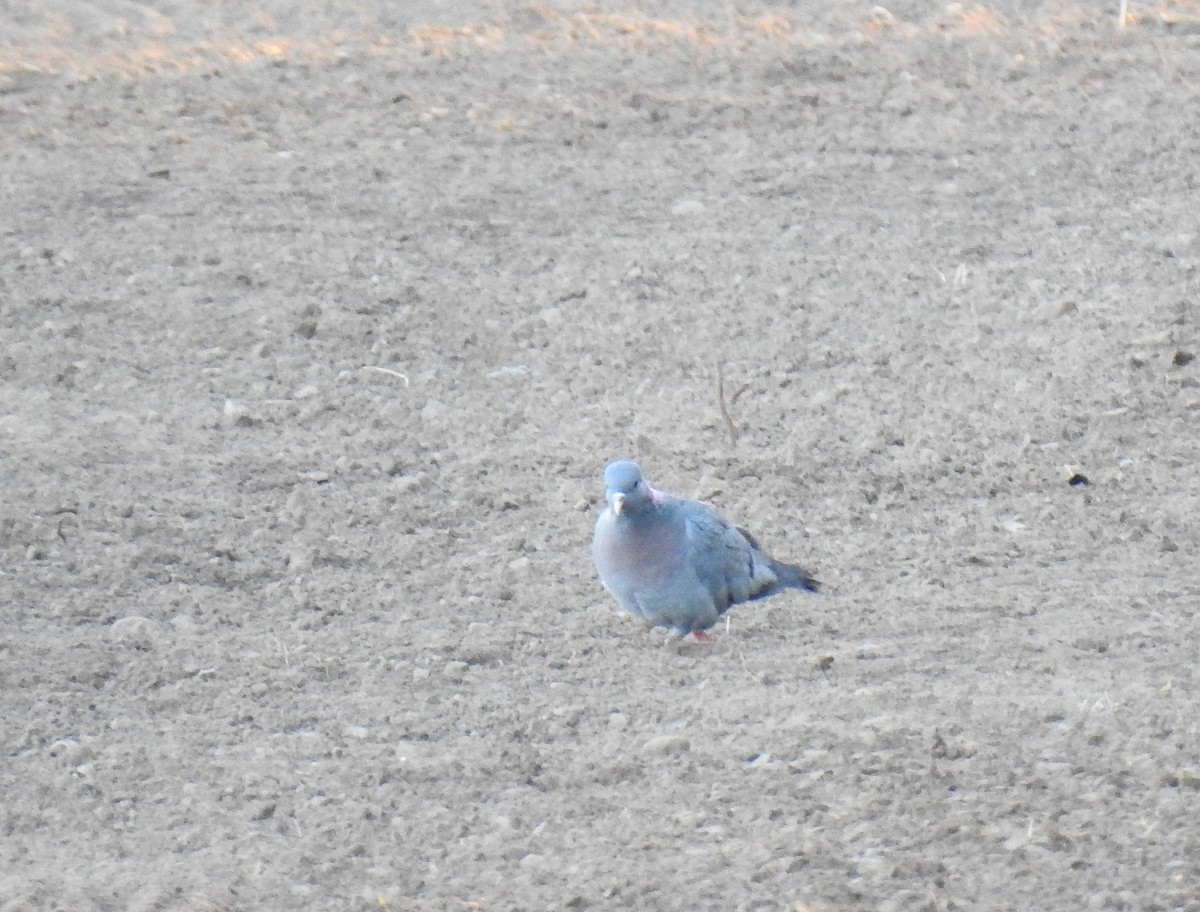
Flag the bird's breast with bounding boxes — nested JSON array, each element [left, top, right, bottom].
[[594, 514, 683, 583]]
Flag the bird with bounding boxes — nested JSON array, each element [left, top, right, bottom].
[[591, 460, 818, 639]]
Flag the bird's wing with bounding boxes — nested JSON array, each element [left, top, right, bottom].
[[678, 500, 778, 607]]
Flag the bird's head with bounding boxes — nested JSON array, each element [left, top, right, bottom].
[[603, 460, 658, 516]]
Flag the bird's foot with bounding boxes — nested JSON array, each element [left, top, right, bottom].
[[662, 629, 714, 646]]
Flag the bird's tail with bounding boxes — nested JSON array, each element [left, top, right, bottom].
[[769, 559, 820, 594]]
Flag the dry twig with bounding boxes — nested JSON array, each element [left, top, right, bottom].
[[716, 363, 738, 445], [361, 365, 410, 385]]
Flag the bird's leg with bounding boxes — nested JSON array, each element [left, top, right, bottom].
[[662, 629, 713, 646]]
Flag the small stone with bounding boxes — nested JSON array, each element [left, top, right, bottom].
[[671, 199, 705, 216], [1159, 233, 1194, 258], [286, 545, 315, 574], [47, 739, 94, 767], [1003, 830, 1030, 852], [395, 740, 431, 764], [442, 661, 469, 682], [222, 398, 255, 427], [391, 473, 423, 493], [420, 400, 447, 423], [641, 734, 690, 756], [111, 615, 154, 633]]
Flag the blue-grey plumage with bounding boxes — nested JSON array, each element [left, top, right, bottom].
[[592, 460, 818, 638]]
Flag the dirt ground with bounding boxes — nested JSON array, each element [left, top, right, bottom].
[[2, 2, 1199, 910]]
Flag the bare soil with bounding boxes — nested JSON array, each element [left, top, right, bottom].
[[2, 3, 1200, 910]]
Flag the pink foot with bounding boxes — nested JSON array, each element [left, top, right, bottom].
[[690, 630, 714, 642]]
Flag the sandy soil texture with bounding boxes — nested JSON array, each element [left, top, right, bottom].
[[2, 2, 1200, 910]]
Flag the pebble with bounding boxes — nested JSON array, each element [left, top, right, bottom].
[[221, 398, 259, 427], [391, 473, 423, 493], [420, 400, 447, 423], [111, 615, 155, 633], [641, 734, 690, 756], [47, 738, 94, 767], [1159, 233, 1194, 258], [442, 661, 469, 682], [671, 199, 705, 216]]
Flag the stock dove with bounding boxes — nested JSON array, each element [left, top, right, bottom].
[[592, 460, 818, 639]]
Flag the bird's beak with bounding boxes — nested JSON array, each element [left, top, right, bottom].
[[612, 493, 627, 515]]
